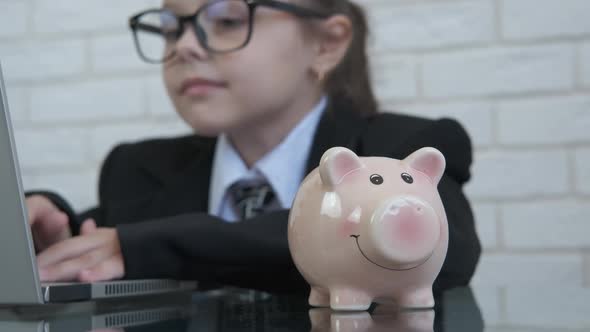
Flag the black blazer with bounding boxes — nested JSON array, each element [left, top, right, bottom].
[[44, 102, 481, 294]]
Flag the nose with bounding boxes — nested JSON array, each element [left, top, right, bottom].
[[174, 23, 209, 61], [365, 197, 440, 266]]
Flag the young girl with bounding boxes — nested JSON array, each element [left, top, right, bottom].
[[26, 0, 480, 294]]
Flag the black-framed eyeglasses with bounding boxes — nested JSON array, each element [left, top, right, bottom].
[[129, 0, 331, 64]]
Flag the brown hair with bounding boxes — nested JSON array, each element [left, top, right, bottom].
[[305, 0, 378, 115]]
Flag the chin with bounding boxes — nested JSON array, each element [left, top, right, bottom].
[[180, 110, 235, 137]]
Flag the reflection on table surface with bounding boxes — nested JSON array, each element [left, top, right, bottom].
[[0, 286, 588, 331]]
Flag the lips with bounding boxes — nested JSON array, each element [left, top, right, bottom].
[[179, 77, 227, 96]]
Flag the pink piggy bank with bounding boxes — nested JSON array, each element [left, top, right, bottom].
[[288, 147, 448, 310]]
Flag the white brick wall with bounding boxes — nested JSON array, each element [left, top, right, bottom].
[[501, 0, 590, 40], [0, 1, 589, 324], [465, 150, 569, 199], [502, 200, 590, 249], [30, 78, 146, 123], [471, 203, 497, 250], [0, 39, 86, 82], [497, 96, 590, 145], [421, 45, 575, 98], [471, 253, 584, 286], [33, 0, 159, 34], [369, 0, 495, 51], [583, 42, 590, 87], [575, 148, 590, 195], [0, 2, 28, 38]]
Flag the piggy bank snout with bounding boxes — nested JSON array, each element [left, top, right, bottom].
[[368, 197, 441, 266]]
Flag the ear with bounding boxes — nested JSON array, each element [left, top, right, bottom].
[[319, 147, 364, 188], [404, 147, 446, 185], [311, 14, 352, 78]]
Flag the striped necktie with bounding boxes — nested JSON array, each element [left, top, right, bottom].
[[229, 181, 277, 220]]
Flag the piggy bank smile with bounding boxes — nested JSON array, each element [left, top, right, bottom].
[[351, 234, 435, 271]]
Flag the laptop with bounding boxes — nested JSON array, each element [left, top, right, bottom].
[[0, 63, 197, 305]]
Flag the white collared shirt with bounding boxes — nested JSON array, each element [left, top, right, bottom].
[[208, 97, 327, 222]]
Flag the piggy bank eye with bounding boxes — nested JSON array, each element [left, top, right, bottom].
[[370, 174, 384, 185], [401, 173, 414, 184]]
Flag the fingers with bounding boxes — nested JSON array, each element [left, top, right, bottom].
[[39, 248, 113, 282], [80, 219, 97, 235], [33, 211, 69, 236], [78, 255, 125, 282], [27, 195, 60, 226], [37, 229, 123, 282], [27, 195, 71, 251], [37, 232, 105, 268]]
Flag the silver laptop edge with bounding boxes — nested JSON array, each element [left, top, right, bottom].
[[0, 62, 196, 305], [0, 63, 45, 304]]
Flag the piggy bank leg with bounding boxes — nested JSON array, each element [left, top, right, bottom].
[[309, 287, 330, 307], [308, 308, 331, 332], [397, 288, 435, 309], [330, 288, 372, 311]]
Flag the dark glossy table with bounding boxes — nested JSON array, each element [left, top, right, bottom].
[[0, 286, 588, 331]]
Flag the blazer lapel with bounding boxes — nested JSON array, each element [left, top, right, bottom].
[[140, 136, 217, 218]]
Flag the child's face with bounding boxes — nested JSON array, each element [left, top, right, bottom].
[[162, 0, 321, 136]]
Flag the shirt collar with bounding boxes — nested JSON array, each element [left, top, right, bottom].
[[208, 96, 327, 216]]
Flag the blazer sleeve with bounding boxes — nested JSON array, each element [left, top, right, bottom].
[[116, 210, 309, 293]]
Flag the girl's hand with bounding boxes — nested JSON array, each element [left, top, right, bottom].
[[36, 221, 125, 282], [26, 195, 72, 252]]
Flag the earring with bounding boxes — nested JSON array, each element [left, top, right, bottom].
[[314, 69, 325, 82]]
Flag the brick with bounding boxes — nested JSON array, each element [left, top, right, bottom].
[[393, 102, 494, 147], [498, 96, 590, 145], [502, 200, 590, 248], [90, 121, 190, 162], [33, 0, 160, 34], [422, 45, 575, 98], [583, 43, 590, 87], [145, 76, 177, 117], [13, 128, 89, 169], [0, 39, 85, 82], [21, 169, 98, 211], [369, 0, 494, 51], [465, 150, 569, 199], [574, 148, 590, 195], [371, 55, 418, 101], [471, 253, 584, 286], [502, 0, 590, 40], [471, 203, 497, 249], [585, 254, 590, 287], [91, 33, 154, 73], [505, 287, 590, 328], [3, 85, 28, 124], [0, 1, 28, 38], [30, 78, 145, 123]]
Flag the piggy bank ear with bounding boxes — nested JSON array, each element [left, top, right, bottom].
[[319, 147, 364, 188], [404, 147, 446, 185]]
